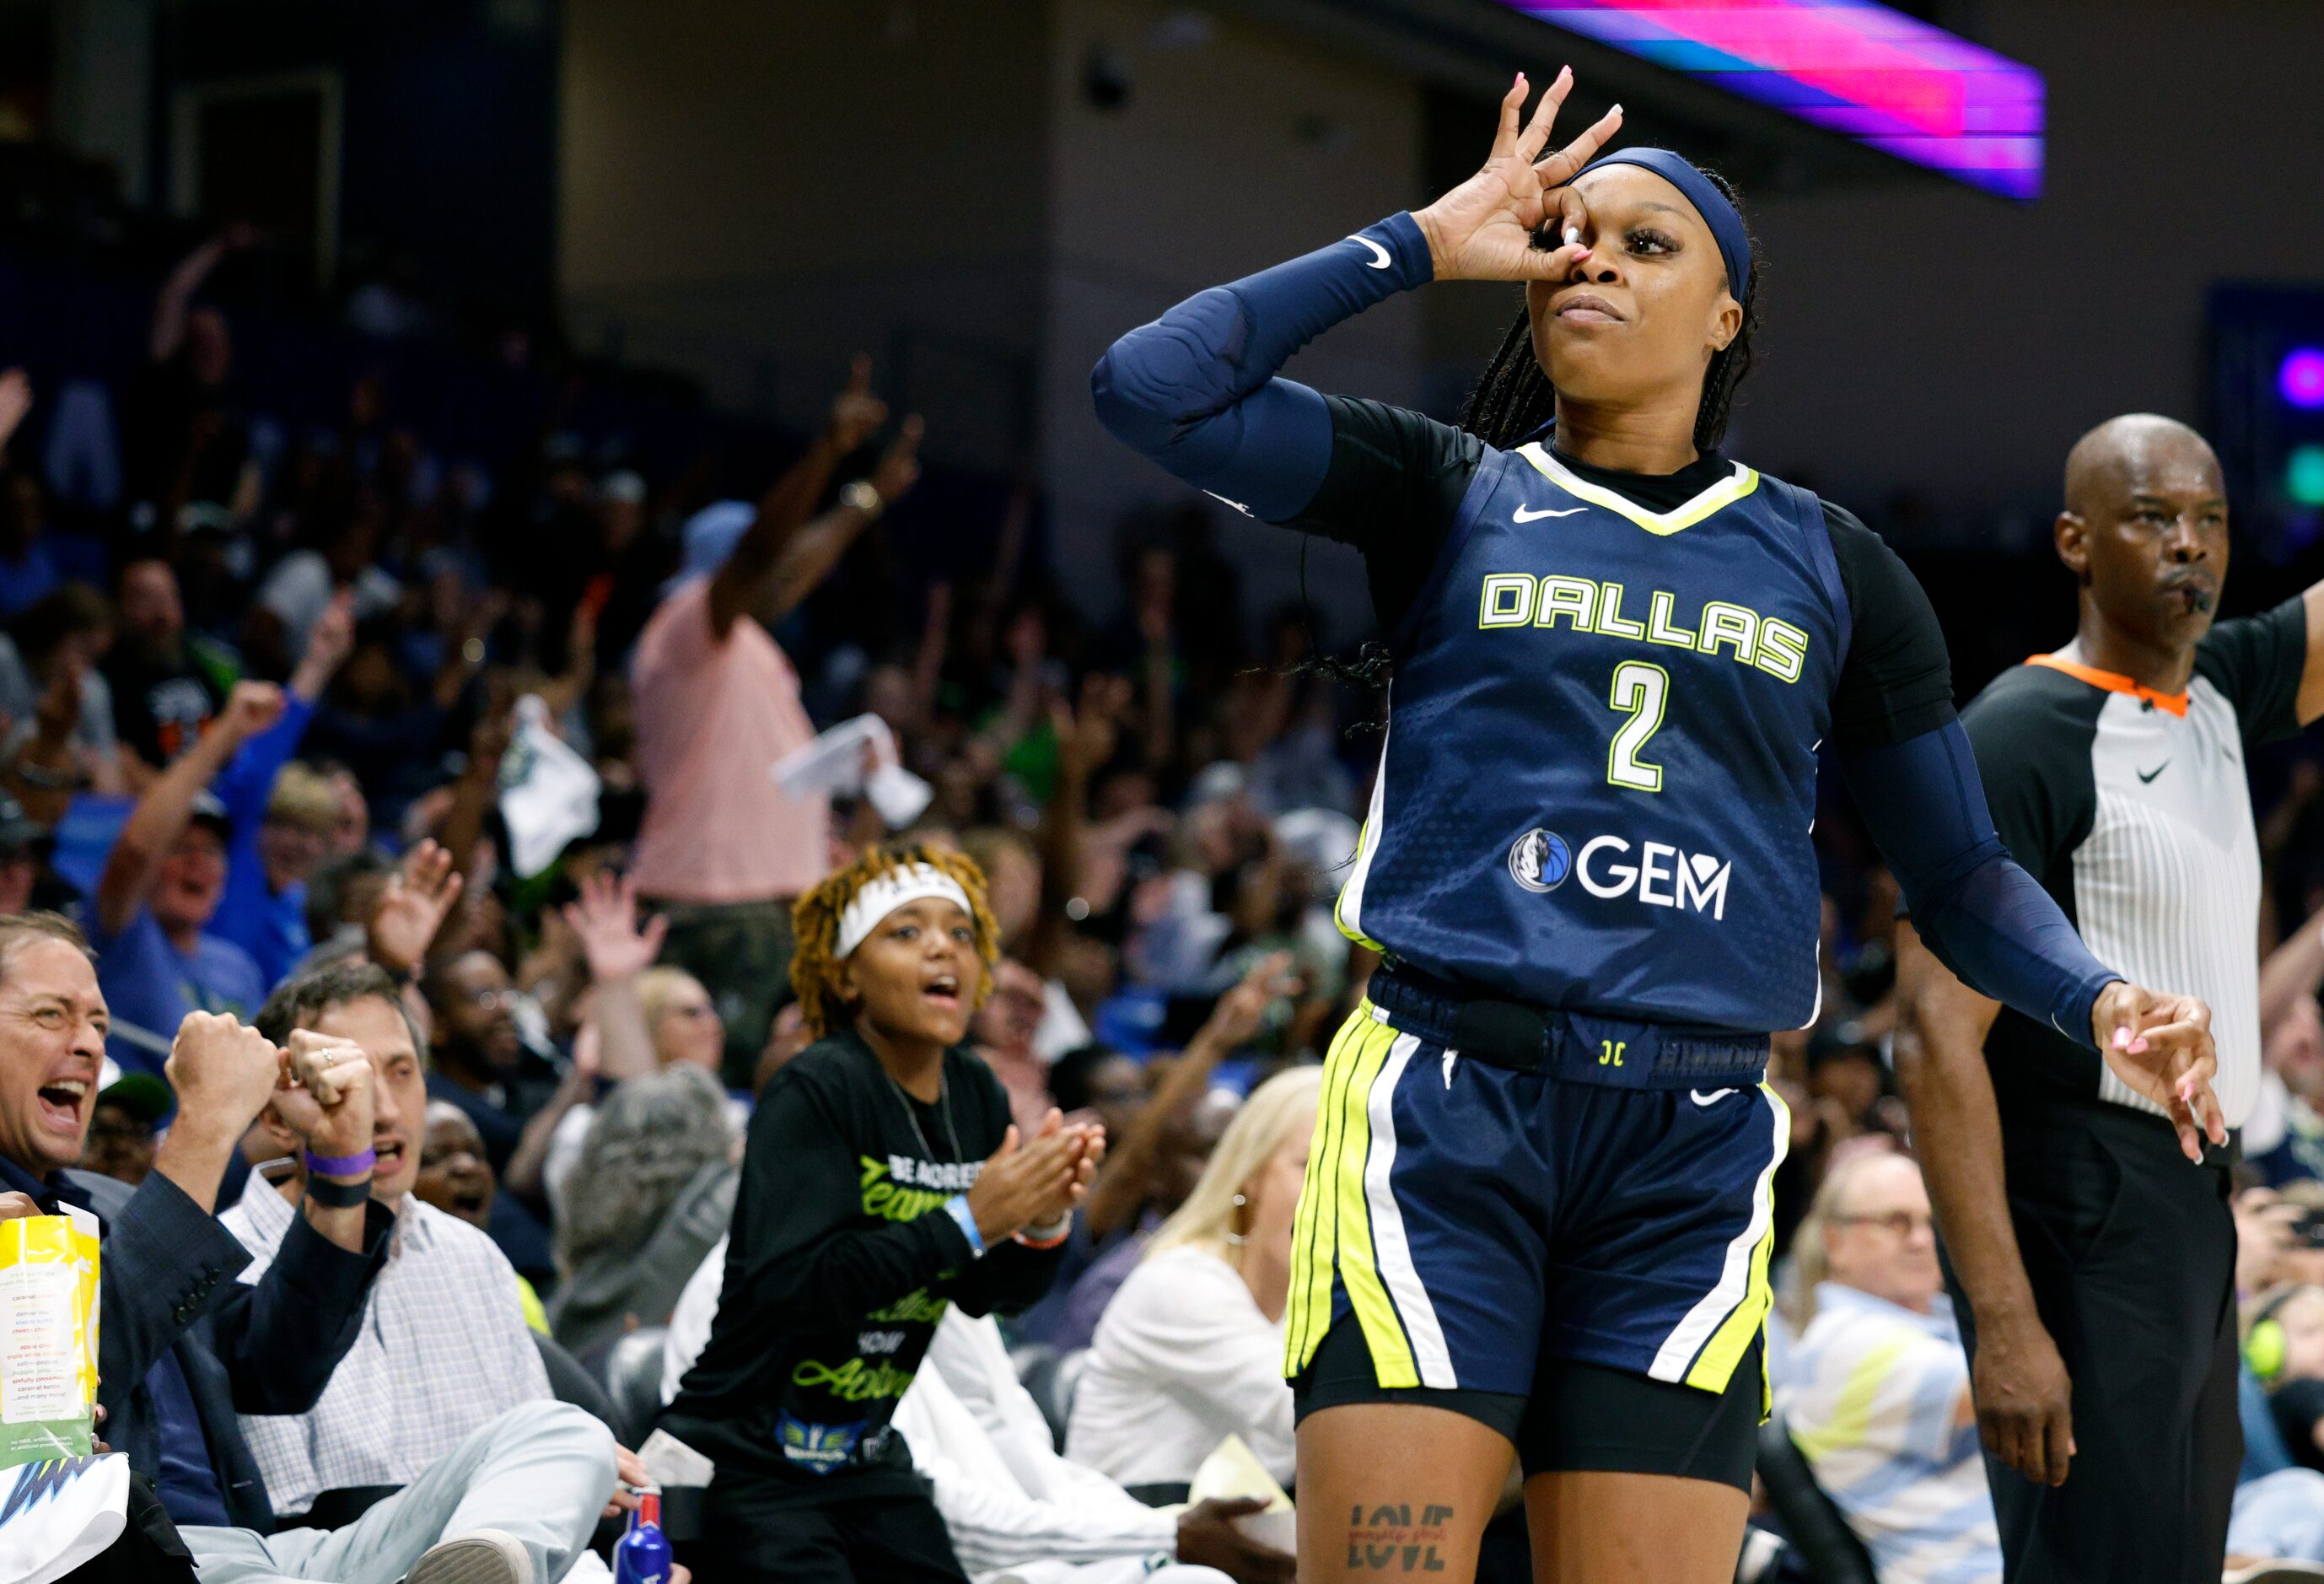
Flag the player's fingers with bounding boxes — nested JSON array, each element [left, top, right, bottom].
[[1514, 64, 1573, 162], [844, 351, 872, 394], [2117, 1013, 2208, 1057], [2196, 1080, 2227, 1147], [1537, 102, 1623, 187], [1513, 236, 1590, 282], [1491, 73, 1528, 159], [1554, 185, 1592, 253]]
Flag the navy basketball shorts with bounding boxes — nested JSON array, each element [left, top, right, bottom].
[[1286, 998, 1789, 1484]]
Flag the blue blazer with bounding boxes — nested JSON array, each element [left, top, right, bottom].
[[63, 1168, 391, 1534]]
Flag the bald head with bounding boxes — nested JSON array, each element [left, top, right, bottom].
[[2063, 414, 2220, 517], [2054, 414, 2228, 665]]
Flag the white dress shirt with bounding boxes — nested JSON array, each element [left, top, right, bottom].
[[1064, 1244, 1295, 1490], [220, 1178, 549, 1517]]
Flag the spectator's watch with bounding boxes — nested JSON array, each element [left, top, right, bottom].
[[304, 1172, 374, 1210], [841, 480, 885, 519]]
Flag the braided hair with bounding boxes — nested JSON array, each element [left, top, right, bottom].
[[788, 842, 1003, 1039], [1458, 165, 1761, 454]]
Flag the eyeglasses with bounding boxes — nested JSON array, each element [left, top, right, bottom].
[[1832, 1210, 1935, 1238]]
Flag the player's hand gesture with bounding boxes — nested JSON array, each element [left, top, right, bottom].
[[1412, 67, 1622, 284], [2089, 982, 2227, 1162]]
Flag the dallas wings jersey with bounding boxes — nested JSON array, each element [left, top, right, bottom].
[[1333, 435, 1849, 1036]]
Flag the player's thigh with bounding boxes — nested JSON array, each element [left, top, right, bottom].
[[1524, 1468, 1749, 1584], [1296, 1403, 1514, 1584]]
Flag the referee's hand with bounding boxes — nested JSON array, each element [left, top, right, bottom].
[[2089, 983, 2229, 1162]]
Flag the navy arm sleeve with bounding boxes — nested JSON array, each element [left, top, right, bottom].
[[1823, 505, 1957, 747], [1090, 213, 1434, 523], [1841, 721, 2117, 1049]]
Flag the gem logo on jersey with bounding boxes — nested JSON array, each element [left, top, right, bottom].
[[1575, 836, 1732, 919], [1508, 829, 1573, 893]]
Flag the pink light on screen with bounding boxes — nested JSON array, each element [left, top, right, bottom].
[[1490, 0, 2045, 199]]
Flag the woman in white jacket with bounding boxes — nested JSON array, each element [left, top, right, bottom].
[[1067, 1066, 1323, 1495]]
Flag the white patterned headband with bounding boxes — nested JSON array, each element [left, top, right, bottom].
[[835, 864, 976, 960]]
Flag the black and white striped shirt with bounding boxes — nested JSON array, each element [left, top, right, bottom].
[[1962, 597, 2308, 1131]]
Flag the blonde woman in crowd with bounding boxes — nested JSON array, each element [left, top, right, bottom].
[[1068, 1064, 1323, 1496]]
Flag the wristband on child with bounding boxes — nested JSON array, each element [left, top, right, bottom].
[[943, 1194, 986, 1258], [1014, 1214, 1072, 1250]]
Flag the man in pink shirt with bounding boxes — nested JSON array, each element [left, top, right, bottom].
[[631, 359, 921, 1083]]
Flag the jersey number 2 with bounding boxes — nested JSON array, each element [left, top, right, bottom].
[[1606, 660, 1668, 792]]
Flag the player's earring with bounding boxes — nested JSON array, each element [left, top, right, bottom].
[[1227, 1192, 1250, 1246]]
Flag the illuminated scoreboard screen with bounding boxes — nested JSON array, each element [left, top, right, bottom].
[[1495, 0, 2045, 199]]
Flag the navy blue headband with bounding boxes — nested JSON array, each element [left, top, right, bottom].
[[1574, 148, 1751, 305]]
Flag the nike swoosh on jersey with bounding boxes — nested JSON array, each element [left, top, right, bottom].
[[1690, 1087, 1736, 1107], [2137, 761, 2170, 783], [1204, 489, 1252, 517], [1514, 504, 1587, 523], [1347, 234, 1392, 269]]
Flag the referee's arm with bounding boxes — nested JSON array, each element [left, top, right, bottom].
[[2300, 585, 2324, 723], [1892, 921, 2073, 1490]]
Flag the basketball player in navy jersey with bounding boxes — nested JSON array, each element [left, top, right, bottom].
[[1093, 69, 2225, 1584]]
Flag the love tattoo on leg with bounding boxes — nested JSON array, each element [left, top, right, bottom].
[[1345, 1502, 1456, 1572]]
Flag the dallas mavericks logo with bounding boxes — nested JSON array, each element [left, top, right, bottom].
[[1508, 829, 1572, 893]]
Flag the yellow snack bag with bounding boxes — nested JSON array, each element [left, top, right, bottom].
[[0, 1210, 100, 1468]]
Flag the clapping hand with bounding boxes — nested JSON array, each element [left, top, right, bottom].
[[367, 838, 464, 977], [562, 870, 667, 984], [1412, 67, 1622, 283], [966, 1109, 1104, 1243]]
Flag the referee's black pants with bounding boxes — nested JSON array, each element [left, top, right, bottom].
[[1949, 1103, 2240, 1584]]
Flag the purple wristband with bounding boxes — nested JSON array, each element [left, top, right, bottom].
[[304, 1148, 377, 1178]]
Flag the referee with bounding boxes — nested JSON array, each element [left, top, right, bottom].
[[1896, 414, 2323, 1581]]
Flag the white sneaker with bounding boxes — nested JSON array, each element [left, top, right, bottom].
[[406, 1529, 535, 1584], [2224, 1563, 2324, 1583]]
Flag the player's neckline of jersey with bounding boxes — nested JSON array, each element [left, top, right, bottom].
[[1517, 442, 1760, 538]]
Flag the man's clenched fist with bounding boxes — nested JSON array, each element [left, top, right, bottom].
[[165, 1012, 284, 1138], [274, 1030, 376, 1163]]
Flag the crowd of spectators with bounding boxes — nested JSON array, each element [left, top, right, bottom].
[[9, 207, 2324, 1584]]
